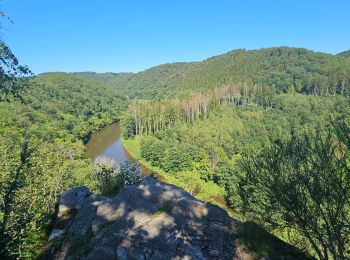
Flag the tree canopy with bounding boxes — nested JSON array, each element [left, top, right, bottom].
[[337, 50, 350, 58], [77, 47, 350, 99], [1, 27, 349, 258], [0, 11, 31, 100], [0, 72, 128, 257]]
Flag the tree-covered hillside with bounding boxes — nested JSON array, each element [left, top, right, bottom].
[[77, 47, 350, 99], [0, 72, 129, 257], [118, 47, 350, 259], [122, 93, 350, 259], [30, 73, 128, 139], [72, 71, 133, 88], [337, 50, 350, 57], [2, 45, 350, 259]]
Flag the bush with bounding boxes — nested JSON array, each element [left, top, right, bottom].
[[235, 120, 350, 259], [93, 157, 143, 197], [117, 160, 143, 189], [140, 137, 165, 167], [93, 156, 120, 197]]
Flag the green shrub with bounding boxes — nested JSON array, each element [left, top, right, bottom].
[[93, 157, 143, 197], [93, 156, 120, 197], [117, 160, 143, 189]]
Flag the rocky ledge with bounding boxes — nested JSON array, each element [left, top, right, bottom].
[[42, 177, 310, 259], [44, 177, 239, 259]]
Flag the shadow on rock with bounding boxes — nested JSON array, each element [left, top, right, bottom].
[[40, 177, 239, 259]]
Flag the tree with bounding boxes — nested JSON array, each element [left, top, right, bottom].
[[0, 129, 95, 257], [236, 121, 350, 259], [0, 137, 35, 256], [121, 113, 136, 138], [288, 84, 296, 95], [140, 137, 165, 167], [163, 146, 192, 173], [0, 11, 31, 100]]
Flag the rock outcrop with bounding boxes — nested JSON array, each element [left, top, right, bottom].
[[45, 177, 239, 259]]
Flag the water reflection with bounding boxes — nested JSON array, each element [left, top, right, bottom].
[[85, 124, 128, 163], [85, 123, 151, 174]]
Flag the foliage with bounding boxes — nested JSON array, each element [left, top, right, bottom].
[[93, 157, 143, 197], [117, 160, 143, 188], [123, 137, 227, 207], [0, 11, 31, 100], [123, 94, 350, 258], [77, 47, 350, 99], [337, 50, 350, 58], [237, 222, 313, 259], [234, 120, 350, 259], [27, 73, 128, 140], [93, 156, 120, 197], [133, 95, 348, 184], [0, 116, 94, 257], [121, 113, 136, 138], [2, 40, 350, 259], [122, 84, 275, 137], [0, 40, 31, 100], [0, 72, 129, 258]]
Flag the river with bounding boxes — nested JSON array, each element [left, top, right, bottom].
[[85, 123, 234, 215], [85, 123, 151, 174]]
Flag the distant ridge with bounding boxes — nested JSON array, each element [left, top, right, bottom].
[[72, 46, 350, 99], [337, 50, 350, 57]]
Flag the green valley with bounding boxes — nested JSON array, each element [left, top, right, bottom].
[[1, 35, 350, 259]]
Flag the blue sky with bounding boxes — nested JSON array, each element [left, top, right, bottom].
[[1, 0, 349, 74]]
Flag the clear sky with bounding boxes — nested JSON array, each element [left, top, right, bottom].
[[1, 0, 349, 74]]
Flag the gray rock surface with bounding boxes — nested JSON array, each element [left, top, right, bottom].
[[46, 177, 240, 259]]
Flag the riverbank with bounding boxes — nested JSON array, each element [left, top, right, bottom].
[[122, 135, 241, 219], [84, 126, 312, 257], [121, 136, 316, 258], [84, 122, 240, 217]]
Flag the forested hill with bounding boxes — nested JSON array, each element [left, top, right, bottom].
[[0, 71, 131, 257], [31, 72, 129, 139], [71, 71, 133, 87], [2, 45, 350, 258], [337, 49, 350, 57], [74, 47, 350, 99]]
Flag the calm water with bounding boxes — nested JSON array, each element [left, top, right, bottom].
[[85, 123, 151, 174], [86, 124, 232, 213]]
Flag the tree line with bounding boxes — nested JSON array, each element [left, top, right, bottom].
[[123, 94, 350, 259], [122, 84, 276, 137], [0, 72, 129, 257], [77, 47, 350, 99]]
